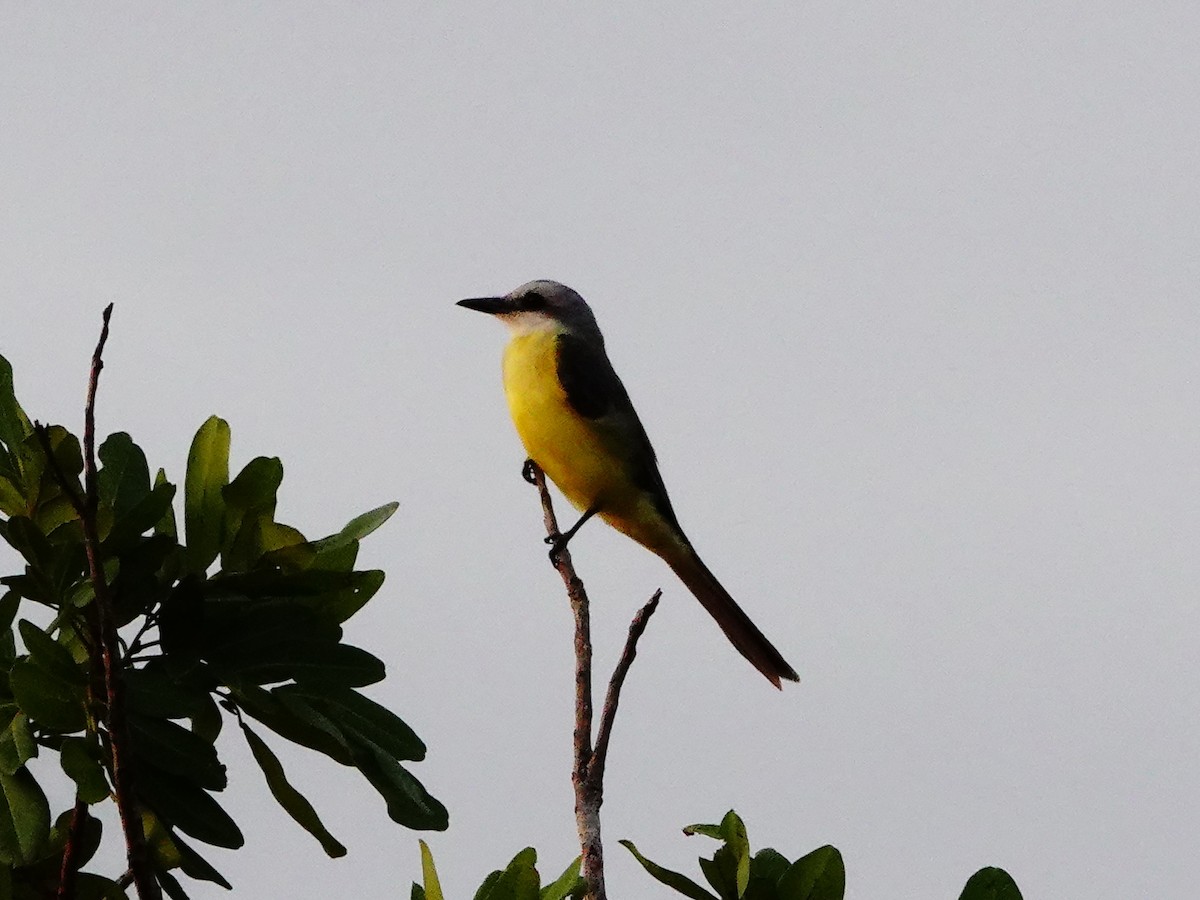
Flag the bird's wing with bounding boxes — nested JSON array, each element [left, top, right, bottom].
[[555, 332, 684, 535]]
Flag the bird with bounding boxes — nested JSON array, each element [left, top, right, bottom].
[[457, 280, 798, 688]]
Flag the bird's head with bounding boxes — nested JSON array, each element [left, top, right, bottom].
[[457, 280, 601, 339]]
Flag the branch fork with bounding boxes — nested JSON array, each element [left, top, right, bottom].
[[526, 461, 660, 900]]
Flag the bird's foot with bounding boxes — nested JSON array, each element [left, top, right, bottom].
[[545, 532, 567, 565], [522, 459, 538, 485]]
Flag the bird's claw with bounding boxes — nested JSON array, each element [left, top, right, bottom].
[[546, 533, 566, 564], [522, 459, 538, 484]]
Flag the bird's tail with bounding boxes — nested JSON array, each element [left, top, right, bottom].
[[667, 548, 799, 689]]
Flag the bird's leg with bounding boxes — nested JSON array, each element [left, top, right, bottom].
[[547, 505, 599, 564], [522, 458, 539, 485]]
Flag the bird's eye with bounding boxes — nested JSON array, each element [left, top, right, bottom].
[[520, 292, 546, 311]]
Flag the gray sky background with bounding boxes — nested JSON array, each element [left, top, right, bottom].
[[3, 4, 1198, 898]]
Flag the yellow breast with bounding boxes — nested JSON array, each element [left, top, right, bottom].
[[502, 328, 624, 515]]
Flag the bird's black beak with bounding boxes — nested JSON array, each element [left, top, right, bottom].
[[456, 296, 510, 315]]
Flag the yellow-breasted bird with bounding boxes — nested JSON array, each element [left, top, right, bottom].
[[458, 280, 798, 688]]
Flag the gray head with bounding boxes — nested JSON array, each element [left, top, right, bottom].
[[457, 279, 603, 341]]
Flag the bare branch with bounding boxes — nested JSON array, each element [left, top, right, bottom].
[[527, 461, 661, 900], [528, 462, 603, 897], [589, 591, 660, 791], [37, 306, 161, 900]]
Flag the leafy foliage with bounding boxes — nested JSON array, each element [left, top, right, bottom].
[[622, 810, 1022, 900], [0, 352, 445, 896], [411, 842, 584, 900]]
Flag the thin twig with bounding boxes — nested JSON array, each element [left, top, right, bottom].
[[528, 463, 603, 898], [589, 590, 660, 791], [528, 462, 660, 900], [38, 306, 161, 900]]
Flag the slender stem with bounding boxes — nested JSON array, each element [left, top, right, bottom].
[[528, 462, 661, 900], [529, 464, 604, 899], [590, 591, 660, 791], [37, 305, 161, 900]]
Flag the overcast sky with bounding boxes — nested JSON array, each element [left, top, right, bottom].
[[3, 4, 1198, 898]]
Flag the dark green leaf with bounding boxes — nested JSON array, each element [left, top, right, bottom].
[[620, 840, 718, 900], [172, 826, 233, 889], [60, 737, 110, 803], [189, 693, 224, 745], [958, 867, 1023, 900], [704, 810, 750, 898], [239, 720, 346, 857], [778, 845, 844, 900], [135, 766, 243, 849], [128, 714, 226, 790], [124, 667, 208, 719], [0, 475, 24, 518], [157, 868, 191, 900], [10, 658, 87, 733], [1, 516, 53, 572], [153, 468, 178, 539], [475, 848, 540, 900], [104, 482, 177, 553], [73, 872, 130, 900], [18, 620, 86, 685], [0, 706, 35, 775], [0, 766, 50, 865], [231, 685, 352, 765], [0, 591, 20, 635], [221, 456, 284, 571], [222, 456, 282, 521], [539, 856, 582, 900], [213, 639, 385, 688], [278, 685, 425, 761], [348, 734, 448, 831], [184, 416, 230, 574], [98, 432, 151, 523], [472, 871, 502, 900], [0, 355, 32, 467], [747, 849, 790, 891]]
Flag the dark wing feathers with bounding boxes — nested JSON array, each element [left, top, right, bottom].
[[555, 333, 684, 536]]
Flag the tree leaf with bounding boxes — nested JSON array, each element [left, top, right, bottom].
[[0, 766, 50, 865], [128, 714, 226, 791], [153, 468, 178, 539], [124, 666, 208, 720], [0, 706, 36, 775], [0, 355, 32, 472], [958, 867, 1023, 900], [135, 766, 243, 849], [60, 737, 110, 803], [10, 658, 87, 733], [539, 856, 583, 900], [171, 828, 233, 888], [778, 845, 845, 900], [347, 734, 448, 831], [103, 482, 177, 553], [184, 416, 230, 574], [313, 502, 399, 553], [156, 868, 191, 900], [231, 685, 352, 765], [419, 840, 446, 900], [17, 620, 86, 685], [238, 720, 346, 858], [620, 840, 719, 900], [98, 432, 151, 524], [278, 685, 425, 761], [73, 872, 131, 900]]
